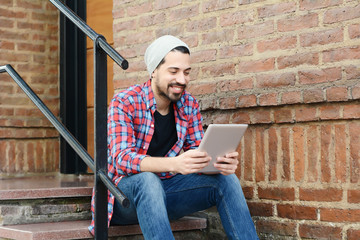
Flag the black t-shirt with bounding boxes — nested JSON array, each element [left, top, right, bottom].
[[146, 105, 178, 157]]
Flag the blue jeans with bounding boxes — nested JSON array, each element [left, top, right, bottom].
[[111, 172, 258, 240]]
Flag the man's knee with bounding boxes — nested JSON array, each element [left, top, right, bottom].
[[132, 172, 164, 196]]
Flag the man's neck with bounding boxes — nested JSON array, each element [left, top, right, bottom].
[[155, 96, 171, 115]]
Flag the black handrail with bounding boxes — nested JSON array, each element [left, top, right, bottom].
[[0, 64, 130, 208], [2, 0, 131, 239], [48, 0, 128, 70]]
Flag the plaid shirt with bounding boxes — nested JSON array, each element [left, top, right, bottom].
[[89, 79, 204, 235]]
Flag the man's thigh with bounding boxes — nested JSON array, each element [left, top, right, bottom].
[[162, 173, 224, 220]]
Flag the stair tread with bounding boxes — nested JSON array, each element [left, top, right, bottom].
[[0, 175, 93, 200], [0, 217, 207, 240]]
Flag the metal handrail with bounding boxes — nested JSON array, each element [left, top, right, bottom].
[[0, 64, 130, 208], [48, 0, 128, 70], [2, 1, 131, 239]]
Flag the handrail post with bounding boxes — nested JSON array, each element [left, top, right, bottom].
[[94, 35, 109, 239]]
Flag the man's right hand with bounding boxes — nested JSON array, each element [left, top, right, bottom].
[[173, 149, 211, 175]]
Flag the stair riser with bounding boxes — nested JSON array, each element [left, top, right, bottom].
[[0, 197, 91, 226]]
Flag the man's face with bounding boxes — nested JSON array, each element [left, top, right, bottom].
[[151, 51, 191, 103]]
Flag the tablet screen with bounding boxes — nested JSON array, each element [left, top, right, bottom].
[[197, 124, 248, 173]]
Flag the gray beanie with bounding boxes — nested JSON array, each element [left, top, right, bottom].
[[144, 35, 190, 77]]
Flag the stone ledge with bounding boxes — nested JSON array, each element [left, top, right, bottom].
[[0, 217, 207, 240], [0, 175, 93, 200]]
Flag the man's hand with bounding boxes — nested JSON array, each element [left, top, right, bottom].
[[213, 152, 239, 175], [173, 149, 211, 175]]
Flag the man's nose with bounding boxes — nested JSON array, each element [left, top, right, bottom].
[[176, 72, 187, 85]]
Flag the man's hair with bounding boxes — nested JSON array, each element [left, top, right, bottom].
[[155, 46, 190, 70]]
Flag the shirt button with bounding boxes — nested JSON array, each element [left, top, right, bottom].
[[151, 124, 154, 128], [143, 146, 146, 149]]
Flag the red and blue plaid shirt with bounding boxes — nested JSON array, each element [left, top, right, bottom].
[[89, 79, 204, 235]]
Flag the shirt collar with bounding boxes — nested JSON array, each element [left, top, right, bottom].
[[142, 78, 187, 120]]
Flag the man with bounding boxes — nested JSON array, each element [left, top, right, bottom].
[[89, 35, 258, 239]]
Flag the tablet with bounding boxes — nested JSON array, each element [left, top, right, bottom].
[[197, 124, 248, 173]]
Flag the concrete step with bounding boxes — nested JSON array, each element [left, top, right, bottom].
[[0, 175, 208, 239], [0, 217, 207, 240]]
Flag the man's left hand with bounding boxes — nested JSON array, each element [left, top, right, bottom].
[[213, 152, 239, 175]]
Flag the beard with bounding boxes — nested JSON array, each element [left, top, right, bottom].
[[155, 80, 187, 103]]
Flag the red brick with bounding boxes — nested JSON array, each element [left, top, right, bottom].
[[321, 208, 360, 222], [326, 86, 349, 102], [299, 224, 341, 240], [239, 58, 275, 73], [348, 190, 360, 203], [307, 126, 320, 182], [256, 72, 296, 88], [237, 20, 275, 40], [139, 12, 166, 27], [220, 9, 255, 27], [346, 65, 360, 80], [232, 111, 250, 124], [187, 82, 217, 96], [257, 35, 297, 53], [219, 43, 253, 59], [243, 128, 253, 181], [277, 204, 317, 220], [268, 128, 278, 181], [303, 88, 325, 103], [127, 2, 152, 16], [202, 63, 235, 77], [323, 46, 360, 63], [255, 128, 265, 182], [348, 228, 360, 240], [281, 91, 302, 105], [344, 103, 360, 119], [300, 0, 343, 10], [219, 96, 237, 109], [300, 27, 343, 47], [202, 29, 234, 45], [248, 202, 273, 217], [349, 122, 360, 183], [0, 40, 14, 50], [154, 0, 181, 10], [218, 78, 253, 92], [334, 125, 346, 183], [299, 188, 342, 202], [0, 8, 26, 19], [278, 52, 319, 70], [202, 0, 235, 13], [113, 20, 137, 32], [274, 108, 293, 123], [319, 105, 341, 120], [186, 17, 217, 32], [0, 18, 14, 28], [324, 4, 360, 24], [251, 110, 272, 124], [258, 2, 296, 18], [349, 23, 360, 39], [299, 67, 341, 85], [278, 13, 318, 32], [258, 187, 295, 202], [259, 92, 278, 106], [241, 186, 253, 199], [237, 95, 257, 108], [320, 125, 332, 183], [256, 219, 296, 236], [293, 126, 305, 182], [281, 128, 291, 181], [295, 106, 318, 122]]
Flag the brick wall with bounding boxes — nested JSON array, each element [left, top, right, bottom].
[[0, 0, 59, 175], [112, 0, 360, 239]]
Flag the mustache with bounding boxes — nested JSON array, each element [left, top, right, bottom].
[[169, 83, 187, 88]]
